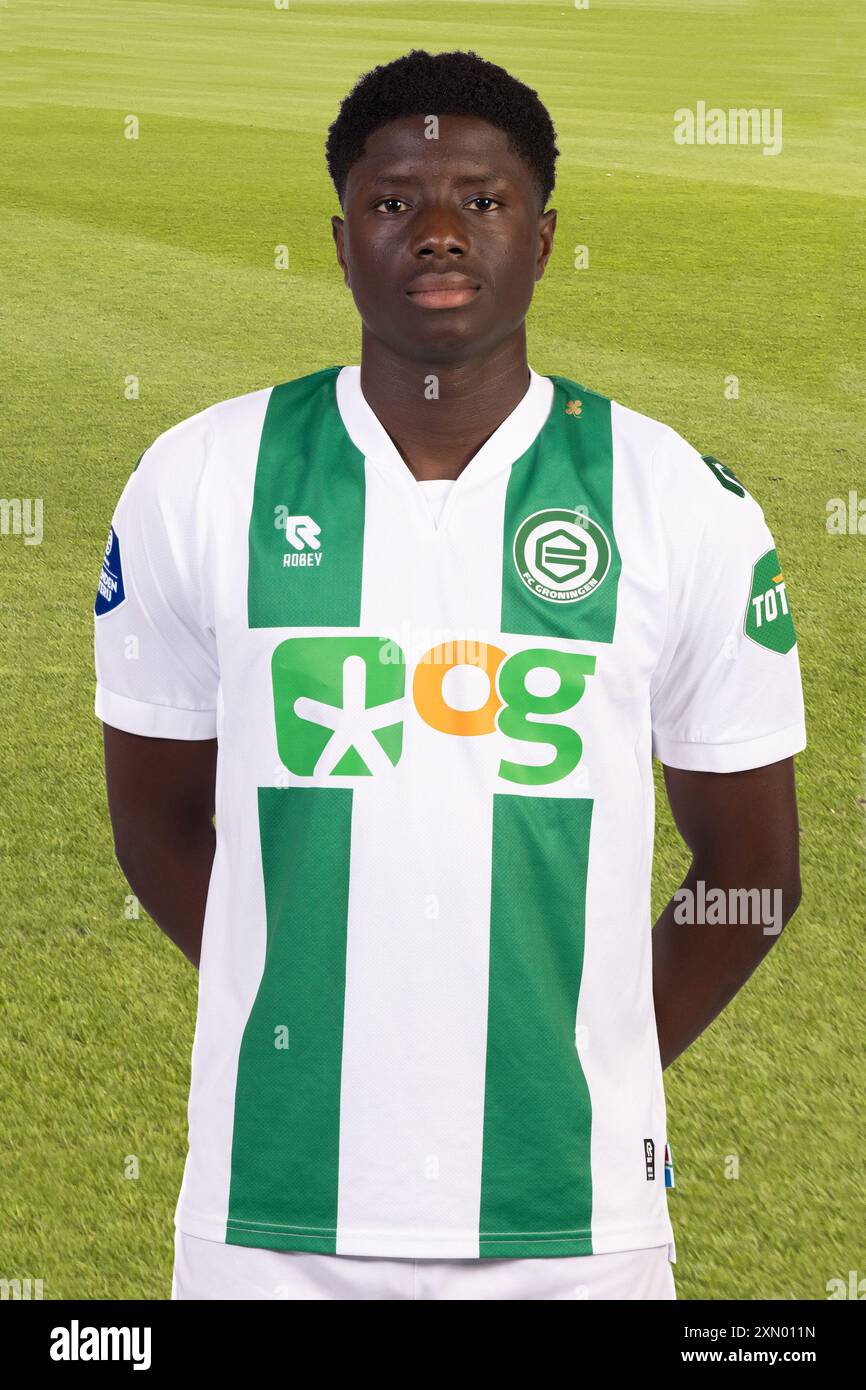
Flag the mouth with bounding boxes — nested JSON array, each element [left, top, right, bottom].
[[405, 275, 481, 310]]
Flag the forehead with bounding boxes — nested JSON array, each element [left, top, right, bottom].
[[347, 114, 535, 191]]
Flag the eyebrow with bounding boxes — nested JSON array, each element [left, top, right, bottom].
[[368, 172, 510, 187]]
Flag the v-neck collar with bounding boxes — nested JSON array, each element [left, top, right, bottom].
[[334, 364, 555, 535]]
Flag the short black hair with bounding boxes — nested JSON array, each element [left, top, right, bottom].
[[325, 48, 559, 211]]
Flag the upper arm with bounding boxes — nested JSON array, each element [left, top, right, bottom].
[[649, 434, 805, 901], [93, 418, 219, 740], [662, 759, 801, 895], [103, 726, 217, 862], [94, 420, 221, 856], [650, 430, 806, 774]]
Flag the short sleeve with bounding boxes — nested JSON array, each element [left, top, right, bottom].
[[93, 418, 219, 739], [650, 429, 806, 773]]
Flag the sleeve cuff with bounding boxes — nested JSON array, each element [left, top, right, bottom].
[[652, 721, 806, 773], [95, 685, 218, 740]]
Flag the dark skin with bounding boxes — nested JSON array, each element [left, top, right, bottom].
[[331, 115, 556, 479], [103, 113, 802, 1068]]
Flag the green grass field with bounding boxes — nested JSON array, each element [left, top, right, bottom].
[[1, 0, 863, 1300]]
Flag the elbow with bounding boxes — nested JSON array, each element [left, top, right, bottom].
[[111, 832, 137, 885], [783, 869, 802, 923], [110, 821, 148, 889], [767, 857, 801, 937], [779, 833, 803, 922]]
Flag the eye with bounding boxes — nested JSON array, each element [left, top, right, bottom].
[[465, 197, 502, 212], [373, 198, 408, 214]]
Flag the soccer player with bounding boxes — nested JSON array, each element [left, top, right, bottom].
[[94, 50, 805, 1301]]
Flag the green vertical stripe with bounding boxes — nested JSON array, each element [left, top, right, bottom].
[[479, 793, 594, 1257], [225, 786, 352, 1252], [501, 377, 621, 641], [248, 367, 365, 628]]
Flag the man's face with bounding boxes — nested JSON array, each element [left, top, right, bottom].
[[332, 114, 557, 364]]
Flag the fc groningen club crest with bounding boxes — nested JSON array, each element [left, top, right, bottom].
[[513, 508, 612, 604]]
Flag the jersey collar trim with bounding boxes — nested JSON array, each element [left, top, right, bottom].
[[334, 365, 555, 502]]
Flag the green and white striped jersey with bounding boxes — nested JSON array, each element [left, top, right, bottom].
[[94, 365, 806, 1258]]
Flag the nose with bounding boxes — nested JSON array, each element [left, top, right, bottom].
[[409, 206, 469, 260]]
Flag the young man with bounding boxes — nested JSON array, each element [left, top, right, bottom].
[[95, 50, 805, 1301]]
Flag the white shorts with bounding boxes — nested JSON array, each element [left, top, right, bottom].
[[171, 1231, 677, 1301]]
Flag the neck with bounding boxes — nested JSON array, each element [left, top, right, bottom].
[[358, 328, 531, 481]]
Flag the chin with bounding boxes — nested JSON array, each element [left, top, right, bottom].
[[397, 322, 497, 362]]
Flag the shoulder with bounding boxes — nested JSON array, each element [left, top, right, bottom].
[[601, 381, 775, 560], [545, 373, 765, 526], [611, 396, 768, 535], [546, 373, 673, 464], [131, 368, 344, 506]]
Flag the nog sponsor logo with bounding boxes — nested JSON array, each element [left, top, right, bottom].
[[270, 635, 596, 786]]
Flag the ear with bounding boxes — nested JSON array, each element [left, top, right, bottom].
[[535, 207, 557, 281], [331, 215, 350, 288]]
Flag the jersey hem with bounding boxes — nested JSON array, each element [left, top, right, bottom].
[[95, 684, 218, 740], [176, 1210, 675, 1261], [652, 720, 806, 773]]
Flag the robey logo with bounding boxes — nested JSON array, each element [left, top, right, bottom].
[[274, 510, 322, 567]]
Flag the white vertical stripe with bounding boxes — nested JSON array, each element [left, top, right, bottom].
[[174, 388, 277, 1240], [335, 462, 513, 1257], [573, 403, 675, 1252]]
